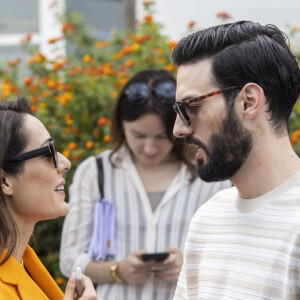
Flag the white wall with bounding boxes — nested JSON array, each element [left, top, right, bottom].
[[136, 0, 300, 42]]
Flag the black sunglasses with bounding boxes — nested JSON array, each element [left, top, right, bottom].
[[5, 138, 58, 168], [125, 81, 176, 105]]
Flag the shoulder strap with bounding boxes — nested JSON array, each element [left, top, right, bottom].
[[96, 156, 104, 198]]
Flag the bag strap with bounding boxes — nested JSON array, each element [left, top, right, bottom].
[[96, 156, 104, 199]]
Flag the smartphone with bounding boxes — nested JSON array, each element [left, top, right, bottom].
[[76, 267, 84, 297], [140, 252, 170, 262]]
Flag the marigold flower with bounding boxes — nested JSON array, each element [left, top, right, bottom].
[[291, 130, 300, 144], [30, 105, 38, 113], [164, 64, 175, 72], [67, 142, 77, 150], [135, 36, 145, 43], [76, 67, 83, 74], [104, 134, 111, 143], [71, 128, 79, 134], [82, 55, 92, 63], [113, 52, 123, 60], [143, 0, 154, 6], [72, 155, 80, 162], [8, 58, 21, 67], [111, 91, 118, 98], [97, 117, 108, 126], [55, 277, 64, 286], [158, 58, 166, 64], [121, 46, 132, 55], [48, 36, 64, 44], [20, 33, 32, 43], [216, 11, 232, 19], [86, 140, 95, 149], [144, 14, 153, 24], [168, 40, 177, 50], [188, 21, 196, 29], [38, 102, 47, 109], [96, 40, 110, 49], [23, 77, 33, 86], [62, 22, 75, 35], [125, 59, 135, 67], [130, 43, 140, 51], [31, 96, 39, 103], [62, 149, 71, 158]]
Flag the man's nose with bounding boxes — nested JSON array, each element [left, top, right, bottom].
[[173, 115, 193, 138]]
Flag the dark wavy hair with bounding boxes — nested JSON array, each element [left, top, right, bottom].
[[110, 68, 196, 177], [172, 21, 300, 133], [0, 97, 33, 265]]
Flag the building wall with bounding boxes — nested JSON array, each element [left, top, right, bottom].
[[136, 0, 300, 41]]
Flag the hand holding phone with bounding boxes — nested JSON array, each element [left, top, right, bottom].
[[140, 252, 170, 262], [76, 267, 84, 297]]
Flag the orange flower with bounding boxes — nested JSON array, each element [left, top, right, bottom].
[[72, 155, 80, 162], [20, 33, 32, 43], [55, 277, 65, 286], [76, 67, 83, 74], [71, 128, 79, 134], [111, 91, 118, 98], [97, 117, 108, 126], [216, 11, 232, 19], [82, 55, 92, 63], [188, 21, 196, 29], [67, 142, 77, 150], [125, 59, 135, 67], [145, 34, 152, 40], [86, 141, 95, 149], [30, 105, 38, 113], [130, 43, 140, 51], [62, 22, 75, 35], [8, 58, 21, 67], [31, 96, 39, 103], [135, 36, 145, 43], [23, 77, 33, 86], [144, 14, 153, 24], [103, 134, 111, 143], [96, 40, 110, 49], [48, 36, 64, 44], [291, 130, 300, 144], [121, 46, 132, 55], [164, 64, 175, 72], [62, 149, 71, 158], [168, 40, 178, 50], [143, 0, 154, 6]]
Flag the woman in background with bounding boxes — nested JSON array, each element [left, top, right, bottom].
[[0, 97, 100, 300], [60, 69, 231, 300]]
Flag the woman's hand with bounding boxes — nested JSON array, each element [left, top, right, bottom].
[[153, 246, 183, 282], [64, 272, 101, 300], [117, 250, 156, 284]]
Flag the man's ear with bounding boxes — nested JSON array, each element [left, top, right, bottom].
[[239, 83, 264, 120], [0, 169, 13, 196]]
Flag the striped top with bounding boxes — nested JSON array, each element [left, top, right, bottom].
[[174, 171, 300, 300], [59, 147, 231, 300]]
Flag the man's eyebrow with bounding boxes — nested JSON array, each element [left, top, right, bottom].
[[40, 137, 52, 147]]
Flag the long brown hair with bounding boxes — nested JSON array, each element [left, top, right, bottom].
[[0, 97, 33, 265], [109, 68, 196, 178]]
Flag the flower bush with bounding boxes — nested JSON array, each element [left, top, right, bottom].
[[0, 4, 299, 287]]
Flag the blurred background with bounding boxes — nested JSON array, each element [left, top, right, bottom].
[[0, 0, 299, 289]]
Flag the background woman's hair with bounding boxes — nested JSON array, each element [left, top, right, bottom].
[[0, 97, 33, 265], [109, 68, 196, 177]]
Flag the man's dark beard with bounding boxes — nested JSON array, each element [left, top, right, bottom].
[[185, 107, 253, 182]]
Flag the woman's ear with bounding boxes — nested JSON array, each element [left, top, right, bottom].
[[239, 83, 264, 120], [0, 169, 13, 196]]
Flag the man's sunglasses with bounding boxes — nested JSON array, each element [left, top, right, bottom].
[[172, 86, 243, 126], [125, 81, 176, 105], [5, 138, 58, 168]]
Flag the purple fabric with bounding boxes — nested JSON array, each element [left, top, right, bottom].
[[88, 198, 116, 260]]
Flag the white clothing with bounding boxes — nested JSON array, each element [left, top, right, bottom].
[[60, 147, 231, 300], [174, 171, 300, 300]]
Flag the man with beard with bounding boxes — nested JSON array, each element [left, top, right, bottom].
[[171, 21, 300, 299]]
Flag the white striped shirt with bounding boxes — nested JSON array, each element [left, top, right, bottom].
[[174, 171, 300, 300], [59, 147, 231, 300]]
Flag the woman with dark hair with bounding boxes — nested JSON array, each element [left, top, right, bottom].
[[0, 97, 100, 300], [60, 69, 231, 300]]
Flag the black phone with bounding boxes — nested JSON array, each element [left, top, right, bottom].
[[140, 252, 170, 262]]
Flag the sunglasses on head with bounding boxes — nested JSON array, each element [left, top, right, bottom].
[[5, 138, 58, 168], [125, 81, 176, 105]]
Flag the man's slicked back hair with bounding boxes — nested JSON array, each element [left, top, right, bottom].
[[172, 21, 300, 133]]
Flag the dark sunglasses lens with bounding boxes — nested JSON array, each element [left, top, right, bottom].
[[50, 140, 58, 167], [125, 83, 150, 104], [154, 81, 176, 104]]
